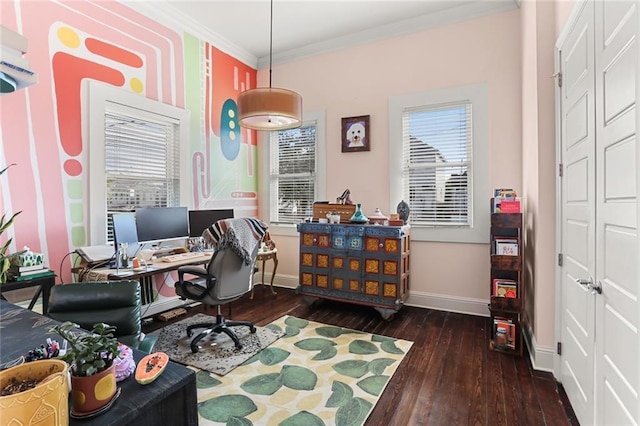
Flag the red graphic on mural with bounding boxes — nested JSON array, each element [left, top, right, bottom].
[[85, 37, 144, 68], [52, 52, 126, 176]]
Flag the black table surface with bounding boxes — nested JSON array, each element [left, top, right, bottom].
[[0, 299, 198, 425]]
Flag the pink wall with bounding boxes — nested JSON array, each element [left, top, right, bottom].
[[521, 0, 559, 352], [263, 9, 523, 304], [0, 1, 257, 284]]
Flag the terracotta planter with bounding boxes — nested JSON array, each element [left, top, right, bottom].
[[70, 362, 117, 414], [0, 359, 69, 425]]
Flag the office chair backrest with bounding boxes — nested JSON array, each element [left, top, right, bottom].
[[206, 243, 259, 300]]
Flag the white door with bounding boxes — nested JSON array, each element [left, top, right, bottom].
[[559, 2, 597, 423], [593, 0, 637, 424], [558, 1, 638, 425]]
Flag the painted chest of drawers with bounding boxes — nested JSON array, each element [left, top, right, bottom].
[[296, 223, 410, 319]]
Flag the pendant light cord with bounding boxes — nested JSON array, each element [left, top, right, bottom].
[[269, 0, 273, 89]]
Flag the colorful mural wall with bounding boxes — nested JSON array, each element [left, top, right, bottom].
[[0, 0, 258, 284]]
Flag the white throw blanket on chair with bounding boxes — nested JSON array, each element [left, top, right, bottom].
[[202, 218, 268, 265]]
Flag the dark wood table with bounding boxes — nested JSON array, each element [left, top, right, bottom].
[[0, 273, 56, 314], [0, 300, 198, 425]]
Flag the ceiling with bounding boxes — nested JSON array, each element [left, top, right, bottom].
[[126, 0, 519, 68]]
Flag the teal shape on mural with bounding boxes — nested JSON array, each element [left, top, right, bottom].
[[198, 394, 257, 422], [220, 98, 240, 160]]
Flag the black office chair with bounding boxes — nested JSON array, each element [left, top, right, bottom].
[[176, 217, 267, 353], [47, 280, 157, 353]]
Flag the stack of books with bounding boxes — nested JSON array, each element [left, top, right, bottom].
[[8, 264, 55, 281], [492, 188, 521, 213]]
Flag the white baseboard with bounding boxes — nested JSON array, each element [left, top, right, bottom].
[[406, 291, 490, 317], [523, 323, 556, 375]]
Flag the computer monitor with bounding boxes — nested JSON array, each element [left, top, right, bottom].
[[112, 213, 140, 258], [135, 206, 189, 245], [188, 209, 235, 237]]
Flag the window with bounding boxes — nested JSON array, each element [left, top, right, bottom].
[[263, 111, 326, 234], [88, 82, 189, 245], [104, 107, 181, 241], [389, 84, 489, 243]]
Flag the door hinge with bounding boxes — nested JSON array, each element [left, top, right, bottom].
[[558, 163, 563, 177], [558, 253, 563, 266], [554, 72, 563, 87], [557, 342, 562, 355]]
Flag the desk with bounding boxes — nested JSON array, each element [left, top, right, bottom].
[[0, 299, 198, 425], [0, 274, 56, 315], [78, 254, 212, 317], [251, 249, 278, 299]]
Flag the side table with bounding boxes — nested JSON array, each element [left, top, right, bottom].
[[251, 248, 278, 299], [0, 273, 56, 315]]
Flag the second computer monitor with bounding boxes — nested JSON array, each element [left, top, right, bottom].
[[135, 206, 190, 245], [188, 209, 234, 237], [112, 212, 140, 258]]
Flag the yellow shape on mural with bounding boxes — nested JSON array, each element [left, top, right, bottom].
[[58, 26, 81, 48], [130, 77, 144, 93]]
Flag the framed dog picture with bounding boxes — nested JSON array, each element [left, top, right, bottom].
[[341, 115, 370, 153]]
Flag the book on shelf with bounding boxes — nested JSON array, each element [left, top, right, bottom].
[[493, 279, 517, 298], [493, 317, 516, 350], [494, 238, 518, 256], [10, 264, 47, 273], [9, 269, 55, 281]]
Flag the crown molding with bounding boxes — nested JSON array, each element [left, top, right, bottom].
[[120, 0, 518, 70], [259, 0, 519, 68], [119, 0, 258, 68]]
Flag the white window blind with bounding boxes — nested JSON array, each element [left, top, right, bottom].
[[104, 107, 181, 240], [402, 102, 472, 226], [269, 123, 317, 224]]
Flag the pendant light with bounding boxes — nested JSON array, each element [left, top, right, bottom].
[[237, 0, 302, 131]]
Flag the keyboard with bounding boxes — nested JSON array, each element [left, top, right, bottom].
[[160, 252, 207, 263]]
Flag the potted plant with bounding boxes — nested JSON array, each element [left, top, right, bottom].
[[49, 321, 120, 415], [0, 164, 22, 284]]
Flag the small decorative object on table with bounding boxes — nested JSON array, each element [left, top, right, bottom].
[[396, 200, 410, 222], [113, 344, 135, 382], [135, 352, 169, 385], [368, 208, 388, 225], [349, 203, 369, 223]]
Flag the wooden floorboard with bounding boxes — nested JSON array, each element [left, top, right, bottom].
[[143, 288, 578, 425]]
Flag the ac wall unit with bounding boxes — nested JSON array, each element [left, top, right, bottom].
[[1, 25, 37, 94]]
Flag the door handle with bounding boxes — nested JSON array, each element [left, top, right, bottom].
[[576, 277, 602, 295]]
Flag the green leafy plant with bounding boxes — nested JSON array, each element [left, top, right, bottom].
[[49, 321, 120, 377], [0, 164, 22, 284]]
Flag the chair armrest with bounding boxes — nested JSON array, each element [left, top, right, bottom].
[[138, 334, 158, 353], [177, 265, 208, 279]]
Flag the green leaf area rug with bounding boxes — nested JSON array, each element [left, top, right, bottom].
[[194, 315, 413, 426]]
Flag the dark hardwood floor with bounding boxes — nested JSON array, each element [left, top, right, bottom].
[[143, 287, 579, 426]]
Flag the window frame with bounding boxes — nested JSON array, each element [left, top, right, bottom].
[[389, 83, 489, 244], [87, 81, 190, 245], [260, 110, 326, 237]]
